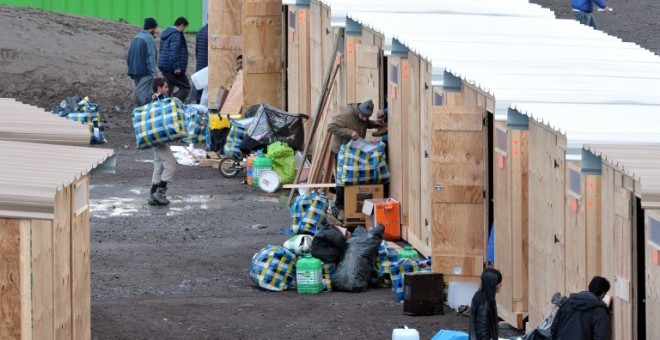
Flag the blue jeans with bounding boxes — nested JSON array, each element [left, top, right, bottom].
[[574, 11, 597, 29]]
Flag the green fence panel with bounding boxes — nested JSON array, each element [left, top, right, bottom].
[[1, 0, 204, 32]]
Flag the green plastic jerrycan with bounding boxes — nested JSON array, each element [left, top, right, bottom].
[[296, 254, 323, 294], [398, 245, 419, 260]]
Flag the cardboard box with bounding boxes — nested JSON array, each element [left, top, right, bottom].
[[344, 184, 384, 224], [403, 272, 445, 316], [362, 198, 401, 241]]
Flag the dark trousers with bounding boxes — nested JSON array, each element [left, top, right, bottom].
[[162, 70, 191, 103]]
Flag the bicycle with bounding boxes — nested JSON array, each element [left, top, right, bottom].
[[219, 155, 246, 178]]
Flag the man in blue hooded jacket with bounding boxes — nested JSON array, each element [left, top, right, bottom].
[[158, 17, 190, 102], [572, 0, 611, 29], [127, 17, 159, 106]]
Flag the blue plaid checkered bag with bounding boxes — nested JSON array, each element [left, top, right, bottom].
[[290, 191, 328, 235], [249, 245, 297, 292], [182, 104, 209, 144], [322, 263, 335, 292], [390, 258, 432, 301], [66, 96, 99, 123], [132, 97, 186, 150], [336, 140, 390, 186], [376, 241, 399, 285], [223, 120, 246, 158]]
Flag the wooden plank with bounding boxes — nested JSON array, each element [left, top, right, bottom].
[[613, 179, 633, 340], [494, 122, 512, 312], [53, 186, 73, 339], [432, 110, 483, 131], [585, 175, 602, 281], [0, 218, 21, 339], [432, 203, 484, 257], [564, 161, 587, 295], [287, 8, 299, 114], [406, 54, 421, 242], [400, 57, 411, 228], [309, 2, 322, 118], [297, 8, 310, 116], [419, 60, 433, 258], [497, 302, 527, 330], [221, 70, 244, 115], [208, 0, 242, 109], [283, 183, 335, 189], [510, 130, 529, 310], [242, 2, 283, 109], [345, 36, 361, 103], [32, 218, 54, 339], [355, 44, 380, 111], [71, 177, 90, 340], [19, 220, 31, 339], [388, 57, 403, 221], [433, 255, 483, 277]]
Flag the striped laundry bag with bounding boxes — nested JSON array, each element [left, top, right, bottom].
[[336, 140, 390, 186], [249, 245, 297, 291], [132, 97, 186, 149], [389, 258, 432, 301], [182, 104, 209, 144], [66, 96, 106, 144], [321, 263, 335, 292], [223, 119, 246, 158], [289, 191, 328, 235], [376, 241, 399, 286]]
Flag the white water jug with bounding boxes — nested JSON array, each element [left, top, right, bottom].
[[392, 326, 420, 340]]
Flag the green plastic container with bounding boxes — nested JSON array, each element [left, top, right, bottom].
[[296, 254, 323, 294], [252, 154, 273, 188], [398, 245, 419, 260]]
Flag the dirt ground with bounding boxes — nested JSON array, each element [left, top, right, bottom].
[[1, 2, 658, 339]]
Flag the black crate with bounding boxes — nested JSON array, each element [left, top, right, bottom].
[[403, 272, 445, 316]]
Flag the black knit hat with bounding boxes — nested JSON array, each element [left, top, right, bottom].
[[144, 18, 158, 30]]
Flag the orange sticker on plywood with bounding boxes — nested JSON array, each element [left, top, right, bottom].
[[498, 154, 504, 168]]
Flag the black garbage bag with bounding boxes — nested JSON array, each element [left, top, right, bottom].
[[331, 225, 384, 292], [238, 104, 308, 154], [311, 224, 347, 264]]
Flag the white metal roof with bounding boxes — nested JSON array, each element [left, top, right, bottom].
[[0, 140, 114, 219], [318, 0, 660, 153]]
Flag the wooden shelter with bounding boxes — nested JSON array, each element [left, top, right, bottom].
[[0, 100, 114, 340]]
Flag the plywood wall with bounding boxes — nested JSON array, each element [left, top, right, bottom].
[[600, 164, 635, 340], [645, 210, 660, 337], [0, 177, 91, 340], [208, 0, 242, 109], [494, 126, 529, 329], [403, 53, 421, 246], [243, 0, 283, 109], [527, 122, 566, 326]]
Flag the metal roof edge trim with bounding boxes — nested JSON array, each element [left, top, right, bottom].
[[282, 0, 310, 7], [0, 208, 54, 220]]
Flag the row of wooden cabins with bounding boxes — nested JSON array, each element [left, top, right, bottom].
[[0, 98, 114, 339], [207, 0, 660, 338]]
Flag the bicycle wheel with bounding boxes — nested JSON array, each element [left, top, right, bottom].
[[219, 157, 240, 178]]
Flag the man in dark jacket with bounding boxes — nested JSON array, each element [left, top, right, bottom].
[[551, 276, 611, 340], [327, 99, 380, 219], [158, 17, 190, 102], [127, 17, 159, 106], [188, 23, 208, 104]]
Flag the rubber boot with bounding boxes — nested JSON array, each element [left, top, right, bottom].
[[151, 187, 170, 206], [147, 184, 158, 205]]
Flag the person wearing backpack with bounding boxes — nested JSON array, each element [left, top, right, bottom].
[[550, 276, 611, 340]]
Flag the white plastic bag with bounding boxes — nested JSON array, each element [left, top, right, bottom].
[[283, 235, 313, 255]]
